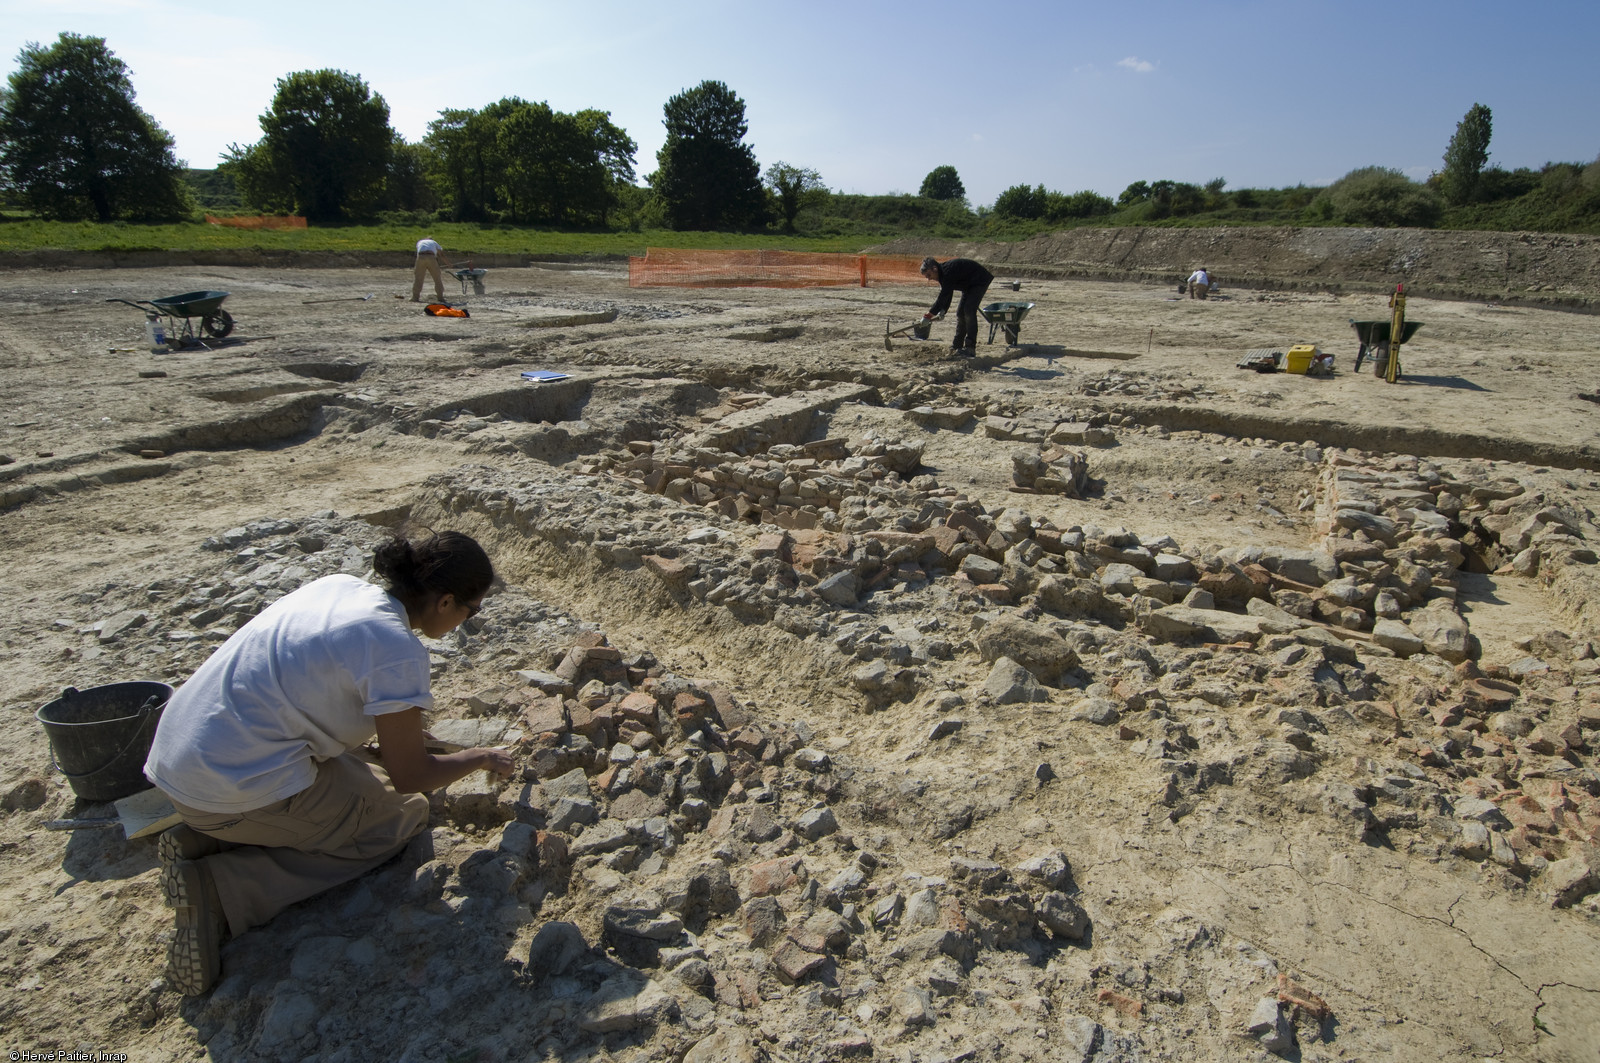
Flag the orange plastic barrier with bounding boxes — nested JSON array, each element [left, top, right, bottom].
[[628, 248, 925, 288], [204, 214, 308, 230]]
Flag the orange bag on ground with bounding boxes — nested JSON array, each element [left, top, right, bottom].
[[424, 304, 469, 318]]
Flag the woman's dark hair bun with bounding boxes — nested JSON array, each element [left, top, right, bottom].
[[374, 529, 493, 609]]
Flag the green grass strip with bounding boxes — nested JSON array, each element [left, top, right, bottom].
[[0, 218, 878, 256]]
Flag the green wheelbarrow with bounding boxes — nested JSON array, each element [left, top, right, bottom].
[[1350, 318, 1423, 378], [980, 301, 1035, 345], [108, 290, 234, 348]]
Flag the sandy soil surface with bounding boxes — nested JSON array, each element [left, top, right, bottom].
[[2, 258, 1599, 1063]]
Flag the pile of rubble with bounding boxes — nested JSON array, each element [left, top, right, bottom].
[[593, 435, 930, 531], [431, 443, 1600, 874]]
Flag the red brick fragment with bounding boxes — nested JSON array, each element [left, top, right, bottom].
[[673, 691, 713, 728], [643, 554, 693, 583], [617, 692, 659, 724], [714, 969, 761, 1010], [772, 940, 827, 982], [1276, 974, 1331, 1020], [1096, 988, 1143, 1017], [522, 696, 567, 736], [753, 532, 791, 561], [748, 855, 806, 897], [945, 509, 994, 541]]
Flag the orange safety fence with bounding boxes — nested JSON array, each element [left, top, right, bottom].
[[629, 248, 926, 289], [204, 214, 308, 230]]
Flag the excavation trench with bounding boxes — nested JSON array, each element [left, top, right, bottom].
[[1115, 400, 1600, 471]]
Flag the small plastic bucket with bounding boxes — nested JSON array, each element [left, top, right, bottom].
[[144, 314, 167, 351], [36, 682, 172, 803]]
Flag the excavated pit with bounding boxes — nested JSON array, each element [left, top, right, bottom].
[[282, 359, 368, 383]]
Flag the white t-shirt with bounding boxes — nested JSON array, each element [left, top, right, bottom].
[[145, 575, 432, 813], [1188, 270, 1210, 286], [416, 238, 443, 256]]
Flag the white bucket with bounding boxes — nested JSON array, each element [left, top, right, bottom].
[[143, 315, 167, 351]]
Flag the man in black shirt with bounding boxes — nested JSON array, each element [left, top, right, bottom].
[[921, 256, 994, 354]]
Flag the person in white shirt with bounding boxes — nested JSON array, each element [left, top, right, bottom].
[[145, 529, 512, 994], [1187, 267, 1213, 300], [412, 236, 453, 302]]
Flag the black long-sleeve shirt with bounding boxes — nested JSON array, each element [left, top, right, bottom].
[[927, 258, 994, 316]]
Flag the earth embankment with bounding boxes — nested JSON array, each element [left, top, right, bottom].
[[872, 226, 1600, 310]]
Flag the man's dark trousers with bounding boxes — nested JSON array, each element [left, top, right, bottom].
[[953, 282, 990, 350]]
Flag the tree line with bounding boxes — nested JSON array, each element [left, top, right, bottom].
[[2, 35, 1597, 237], [0, 34, 808, 230], [988, 104, 1599, 234]]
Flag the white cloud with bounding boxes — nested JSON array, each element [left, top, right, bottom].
[[1117, 56, 1155, 73]]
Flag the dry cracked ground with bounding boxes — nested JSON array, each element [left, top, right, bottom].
[[2, 257, 1600, 1063]]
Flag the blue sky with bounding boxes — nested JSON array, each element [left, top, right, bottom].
[[3, 0, 1597, 206]]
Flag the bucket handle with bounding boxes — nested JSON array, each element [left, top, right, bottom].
[[45, 692, 165, 783]]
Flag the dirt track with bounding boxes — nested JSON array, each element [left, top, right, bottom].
[[2, 253, 1599, 1063]]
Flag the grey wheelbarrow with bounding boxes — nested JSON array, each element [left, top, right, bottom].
[[979, 301, 1035, 345]]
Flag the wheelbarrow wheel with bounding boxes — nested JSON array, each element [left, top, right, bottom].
[[1003, 324, 1020, 346], [1371, 345, 1389, 379], [201, 309, 234, 339]]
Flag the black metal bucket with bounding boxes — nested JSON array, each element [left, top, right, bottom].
[[35, 682, 171, 803]]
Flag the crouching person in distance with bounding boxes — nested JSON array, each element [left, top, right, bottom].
[[144, 529, 515, 994]]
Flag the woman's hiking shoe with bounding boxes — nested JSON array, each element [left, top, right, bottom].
[[161, 848, 227, 996], [157, 823, 222, 868]]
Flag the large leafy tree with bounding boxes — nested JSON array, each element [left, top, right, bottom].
[[919, 165, 965, 201], [1441, 103, 1492, 206], [500, 102, 608, 224], [652, 80, 766, 231], [764, 162, 825, 232], [423, 99, 636, 225], [0, 34, 190, 221], [575, 109, 638, 225], [425, 97, 525, 221], [382, 136, 437, 213], [240, 69, 394, 222]]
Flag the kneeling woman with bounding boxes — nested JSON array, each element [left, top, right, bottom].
[[144, 530, 514, 994]]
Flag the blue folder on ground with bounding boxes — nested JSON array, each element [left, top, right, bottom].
[[520, 370, 570, 382]]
